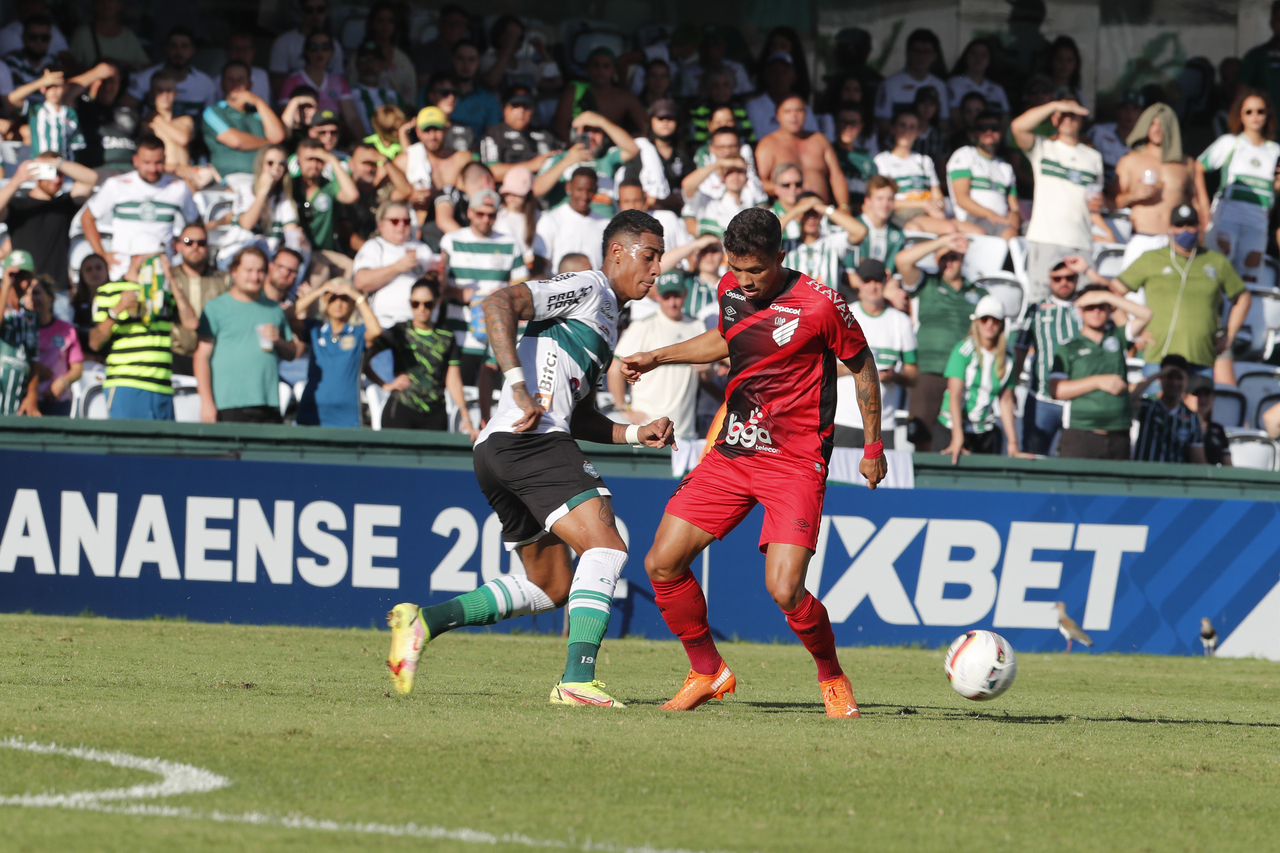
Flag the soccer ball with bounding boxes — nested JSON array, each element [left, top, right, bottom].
[[944, 631, 1017, 700]]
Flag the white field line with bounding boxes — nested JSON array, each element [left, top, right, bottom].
[[0, 738, 733, 853]]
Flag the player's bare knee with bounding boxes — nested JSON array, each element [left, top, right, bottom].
[[766, 577, 806, 611], [643, 548, 684, 582]]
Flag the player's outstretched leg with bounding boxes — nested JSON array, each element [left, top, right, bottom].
[[386, 574, 558, 695], [765, 542, 858, 718], [546, 496, 629, 708], [645, 513, 736, 711]]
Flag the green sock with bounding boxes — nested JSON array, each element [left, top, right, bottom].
[[562, 608, 610, 683], [420, 586, 500, 637]]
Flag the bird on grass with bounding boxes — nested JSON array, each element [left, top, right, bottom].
[[1055, 602, 1093, 653], [1200, 617, 1217, 656]]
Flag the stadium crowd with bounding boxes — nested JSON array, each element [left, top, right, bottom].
[[6, 0, 1280, 468]]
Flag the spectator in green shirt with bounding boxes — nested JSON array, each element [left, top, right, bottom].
[[292, 137, 361, 281], [201, 60, 286, 189], [1239, 2, 1280, 125], [898, 232, 988, 451], [194, 246, 305, 424], [1050, 285, 1152, 460], [1114, 204, 1249, 378], [940, 294, 1029, 464]]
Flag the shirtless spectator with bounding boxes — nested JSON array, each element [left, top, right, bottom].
[[393, 106, 471, 228], [551, 47, 648, 142], [1115, 103, 1204, 270], [755, 95, 850, 209]]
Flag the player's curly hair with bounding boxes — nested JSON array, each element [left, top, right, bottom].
[[723, 207, 781, 258], [601, 209, 664, 259]]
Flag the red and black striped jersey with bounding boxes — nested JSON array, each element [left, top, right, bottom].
[[714, 268, 867, 469]]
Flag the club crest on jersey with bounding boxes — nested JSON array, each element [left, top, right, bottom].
[[583, 461, 600, 479], [724, 407, 772, 449], [773, 317, 800, 346]]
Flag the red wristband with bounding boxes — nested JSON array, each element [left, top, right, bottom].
[[863, 440, 884, 460]]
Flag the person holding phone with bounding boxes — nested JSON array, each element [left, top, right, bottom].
[[0, 153, 97, 292]]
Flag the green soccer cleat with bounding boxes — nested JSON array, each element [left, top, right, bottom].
[[549, 680, 627, 708], [386, 603, 428, 695]]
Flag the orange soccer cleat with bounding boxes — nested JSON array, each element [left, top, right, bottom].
[[660, 662, 736, 711], [820, 673, 860, 718]]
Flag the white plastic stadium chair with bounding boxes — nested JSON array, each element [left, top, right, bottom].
[[1213, 385, 1248, 428], [1126, 357, 1146, 386], [972, 273, 1026, 327], [365, 383, 389, 430], [69, 362, 106, 418], [960, 234, 1009, 282], [1225, 428, 1279, 471], [1007, 236, 1029, 290], [81, 383, 109, 419], [278, 381, 293, 418], [1235, 367, 1280, 428], [1094, 248, 1126, 281]]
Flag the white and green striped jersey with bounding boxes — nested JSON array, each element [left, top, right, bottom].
[[476, 270, 620, 445], [232, 184, 299, 246], [872, 150, 938, 203], [0, 306, 37, 414], [85, 170, 201, 260], [782, 232, 850, 287], [939, 337, 1017, 434], [29, 102, 85, 160], [836, 301, 917, 428], [1018, 298, 1081, 400], [1198, 133, 1280, 210], [439, 226, 529, 355], [946, 145, 1015, 220], [351, 83, 404, 136], [683, 191, 750, 238]]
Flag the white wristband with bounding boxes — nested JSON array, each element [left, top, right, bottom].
[[503, 367, 526, 387], [624, 424, 643, 447]]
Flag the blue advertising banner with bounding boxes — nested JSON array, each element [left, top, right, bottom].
[[2, 449, 1278, 659]]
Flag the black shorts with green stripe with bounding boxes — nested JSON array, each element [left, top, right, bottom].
[[473, 431, 610, 549]]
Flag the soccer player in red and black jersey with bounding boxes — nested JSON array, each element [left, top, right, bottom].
[[621, 207, 886, 718]]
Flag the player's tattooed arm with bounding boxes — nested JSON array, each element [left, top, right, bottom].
[[845, 347, 888, 489], [483, 283, 543, 430]]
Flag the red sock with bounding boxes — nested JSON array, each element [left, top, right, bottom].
[[785, 593, 843, 682], [651, 570, 723, 675]]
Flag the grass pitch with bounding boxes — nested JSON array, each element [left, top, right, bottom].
[[2, 613, 1279, 853]]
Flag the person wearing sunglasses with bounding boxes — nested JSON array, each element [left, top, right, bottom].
[[123, 27, 217, 120], [268, 0, 345, 93], [1049, 284, 1152, 461], [1195, 88, 1280, 293], [939, 294, 1030, 464], [0, 0, 68, 58], [167, 223, 230, 376], [946, 110, 1020, 240], [352, 200, 432, 328], [4, 15, 59, 101], [1014, 258, 1084, 456]]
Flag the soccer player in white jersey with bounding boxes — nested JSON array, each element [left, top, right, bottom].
[[82, 136, 201, 280], [386, 210, 676, 708]]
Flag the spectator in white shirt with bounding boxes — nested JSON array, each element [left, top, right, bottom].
[[531, 169, 608, 275], [875, 28, 951, 140], [124, 27, 217, 119], [353, 200, 433, 328], [219, 31, 272, 103], [946, 38, 1009, 123], [745, 52, 821, 138]]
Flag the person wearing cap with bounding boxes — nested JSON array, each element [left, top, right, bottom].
[[1011, 90, 1102, 304], [479, 86, 561, 182], [1085, 91, 1143, 193], [874, 29, 951, 140], [1129, 354, 1207, 464], [778, 191, 867, 286], [0, 261, 41, 416], [744, 51, 822, 139], [495, 166, 538, 262], [1238, 1, 1280, 123], [1195, 89, 1280, 291], [897, 232, 989, 452], [285, 109, 352, 181], [1015, 257, 1084, 455], [394, 105, 472, 222], [552, 47, 648, 149], [1116, 204, 1249, 380], [202, 60, 287, 191], [478, 15, 561, 96], [350, 39, 405, 138], [533, 109, 639, 217], [0, 153, 95, 293], [439, 188, 528, 386], [607, 271, 705, 461], [1115, 103, 1203, 271], [939, 294, 1029, 464], [1182, 374, 1232, 466], [832, 258, 917, 448], [275, 30, 357, 131], [1048, 284, 1152, 460], [292, 137, 360, 276], [946, 110, 1019, 239], [756, 95, 849, 208], [448, 39, 501, 138]]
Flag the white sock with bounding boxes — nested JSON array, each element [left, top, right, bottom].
[[484, 575, 556, 620], [567, 548, 628, 622]]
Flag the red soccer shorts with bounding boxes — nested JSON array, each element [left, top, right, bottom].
[[665, 448, 827, 553]]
